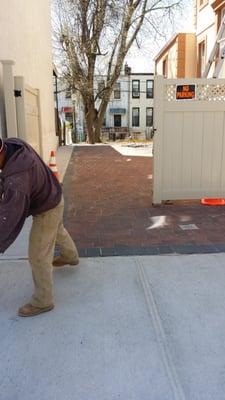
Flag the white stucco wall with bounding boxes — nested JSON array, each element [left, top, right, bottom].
[[196, 1, 215, 35], [106, 76, 129, 128], [0, 0, 57, 161], [94, 75, 129, 129]]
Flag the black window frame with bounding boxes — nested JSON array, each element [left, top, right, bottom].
[[146, 107, 153, 127], [114, 82, 121, 99], [65, 89, 71, 99], [132, 80, 140, 98], [132, 107, 140, 127], [146, 80, 154, 99]]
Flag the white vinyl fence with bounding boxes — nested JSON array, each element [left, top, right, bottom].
[[1, 60, 42, 155], [153, 76, 225, 204]]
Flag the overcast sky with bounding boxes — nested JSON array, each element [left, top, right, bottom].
[[126, 1, 194, 73]]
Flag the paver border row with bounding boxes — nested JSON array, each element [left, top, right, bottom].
[[77, 244, 225, 257]]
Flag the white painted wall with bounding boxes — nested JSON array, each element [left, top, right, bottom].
[[106, 76, 129, 128], [0, 0, 57, 161], [196, 2, 215, 35], [196, 1, 221, 78], [94, 75, 129, 129]]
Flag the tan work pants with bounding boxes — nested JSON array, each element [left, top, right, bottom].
[[28, 197, 78, 307]]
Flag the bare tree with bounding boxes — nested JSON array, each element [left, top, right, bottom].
[[53, 0, 185, 144]]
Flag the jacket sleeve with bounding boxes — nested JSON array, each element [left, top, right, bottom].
[[0, 186, 30, 253]]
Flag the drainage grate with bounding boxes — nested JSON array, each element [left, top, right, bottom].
[[179, 224, 199, 231]]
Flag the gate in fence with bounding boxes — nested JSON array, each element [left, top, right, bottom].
[[153, 75, 225, 204], [0, 60, 42, 155]]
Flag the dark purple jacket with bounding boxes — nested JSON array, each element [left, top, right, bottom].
[[0, 138, 62, 253]]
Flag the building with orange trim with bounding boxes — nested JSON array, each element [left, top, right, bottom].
[[154, 33, 197, 78]]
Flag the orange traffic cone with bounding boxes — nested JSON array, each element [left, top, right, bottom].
[[48, 150, 60, 181]]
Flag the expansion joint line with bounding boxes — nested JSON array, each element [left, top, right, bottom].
[[136, 258, 186, 400]]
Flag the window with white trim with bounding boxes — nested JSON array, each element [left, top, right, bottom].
[[114, 82, 121, 99], [132, 107, 140, 127], [146, 108, 153, 127], [132, 80, 140, 98], [146, 80, 154, 98]]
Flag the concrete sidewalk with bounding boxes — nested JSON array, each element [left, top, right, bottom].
[[1, 145, 225, 399], [1, 253, 225, 400]]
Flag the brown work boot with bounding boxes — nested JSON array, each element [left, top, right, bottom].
[[52, 255, 79, 267], [18, 303, 54, 317]]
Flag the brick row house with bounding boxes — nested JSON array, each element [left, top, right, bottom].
[[99, 66, 154, 140], [61, 64, 154, 142]]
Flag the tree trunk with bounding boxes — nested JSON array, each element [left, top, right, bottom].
[[86, 115, 95, 144], [94, 120, 102, 143], [85, 103, 96, 144], [94, 100, 109, 143]]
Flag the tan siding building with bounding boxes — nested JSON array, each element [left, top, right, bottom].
[[155, 33, 197, 78]]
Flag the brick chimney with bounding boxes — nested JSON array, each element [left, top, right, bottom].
[[124, 62, 131, 75]]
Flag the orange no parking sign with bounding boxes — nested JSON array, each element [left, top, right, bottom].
[[176, 84, 196, 100]]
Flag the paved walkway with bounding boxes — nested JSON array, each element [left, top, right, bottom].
[[63, 144, 225, 257], [1, 144, 225, 400]]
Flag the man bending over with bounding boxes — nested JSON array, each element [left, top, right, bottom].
[[0, 138, 79, 317]]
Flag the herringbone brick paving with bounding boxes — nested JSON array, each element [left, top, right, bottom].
[[63, 145, 225, 256]]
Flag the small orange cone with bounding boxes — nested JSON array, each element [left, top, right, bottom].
[[49, 150, 60, 181], [201, 198, 225, 206]]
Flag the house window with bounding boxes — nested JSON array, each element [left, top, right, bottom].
[[132, 80, 140, 98], [198, 40, 206, 77], [146, 108, 153, 127], [199, 0, 208, 9], [65, 89, 71, 99], [146, 80, 154, 98], [114, 82, 121, 99], [163, 57, 168, 78], [98, 80, 105, 99], [132, 108, 140, 127]]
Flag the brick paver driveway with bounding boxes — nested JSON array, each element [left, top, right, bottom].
[[63, 145, 225, 256]]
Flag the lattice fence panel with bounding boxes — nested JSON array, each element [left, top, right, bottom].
[[165, 84, 225, 101]]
